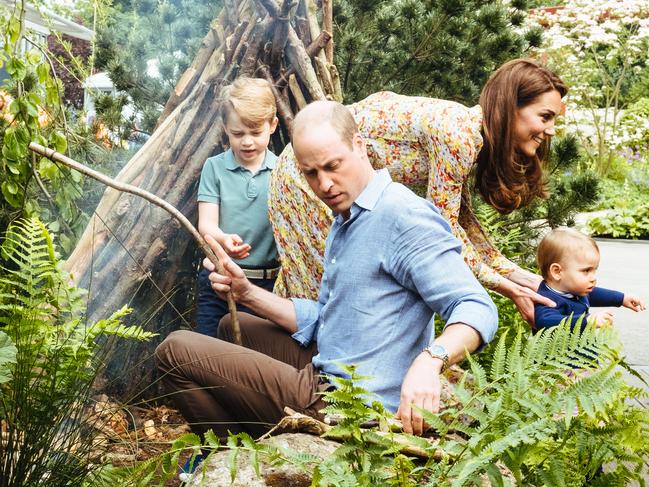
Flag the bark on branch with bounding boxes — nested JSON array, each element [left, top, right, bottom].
[[28, 142, 243, 345]]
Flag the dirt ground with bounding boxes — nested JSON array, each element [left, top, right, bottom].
[[91, 394, 192, 486]]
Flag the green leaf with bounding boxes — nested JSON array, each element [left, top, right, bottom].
[[36, 62, 49, 83], [6, 57, 26, 80], [2, 180, 18, 195], [8, 16, 21, 44], [39, 157, 58, 180], [0, 331, 17, 385], [1, 181, 22, 207], [26, 49, 41, 64], [50, 130, 67, 153]]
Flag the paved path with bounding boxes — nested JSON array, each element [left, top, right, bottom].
[[595, 238, 649, 407], [594, 239, 649, 482]]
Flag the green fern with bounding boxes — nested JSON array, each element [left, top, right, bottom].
[[0, 218, 156, 486]]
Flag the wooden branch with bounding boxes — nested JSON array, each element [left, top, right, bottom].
[[273, 407, 447, 461], [225, 21, 250, 66], [314, 56, 335, 98], [28, 142, 243, 346], [255, 0, 325, 100], [275, 30, 331, 90], [270, 0, 298, 69], [257, 63, 295, 132], [322, 0, 333, 63], [288, 74, 307, 110]]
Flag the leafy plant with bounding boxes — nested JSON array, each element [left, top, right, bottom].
[[0, 3, 89, 252], [213, 322, 649, 486], [587, 203, 649, 239], [0, 218, 156, 486]]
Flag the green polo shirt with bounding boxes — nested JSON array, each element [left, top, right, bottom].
[[197, 149, 278, 267]]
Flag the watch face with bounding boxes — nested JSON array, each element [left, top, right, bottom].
[[429, 344, 447, 356]]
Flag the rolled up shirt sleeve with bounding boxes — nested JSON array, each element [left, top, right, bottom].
[[389, 205, 498, 348], [290, 297, 321, 346]]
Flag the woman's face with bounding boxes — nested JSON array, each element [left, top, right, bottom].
[[513, 90, 563, 157]]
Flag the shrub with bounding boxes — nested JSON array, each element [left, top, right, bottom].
[[587, 203, 649, 239]]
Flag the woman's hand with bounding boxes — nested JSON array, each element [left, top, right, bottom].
[[495, 276, 555, 326]]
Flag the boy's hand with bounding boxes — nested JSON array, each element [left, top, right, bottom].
[[203, 235, 252, 302], [221, 233, 251, 260], [623, 294, 646, 312], [588, 310, 614, 328]]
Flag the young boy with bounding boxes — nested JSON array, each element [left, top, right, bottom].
[[534, 227, 645, 330], [195, 78, 280, 337]]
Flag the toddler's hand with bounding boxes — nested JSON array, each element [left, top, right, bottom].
[[222, 234, 251, 260], [588, 310, 613, 328], [623, 294, 646, 312]]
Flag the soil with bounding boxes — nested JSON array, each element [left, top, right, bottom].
[[90, 394, 192, 486]]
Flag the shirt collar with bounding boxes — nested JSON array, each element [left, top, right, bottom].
[[224, 149, 275, 171], [354, 168, 391, 211], [335, 169, 391, 222], [546, 283, 576, 299]]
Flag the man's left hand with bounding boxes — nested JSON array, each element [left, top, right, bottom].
[[395, 352, 443, 435]]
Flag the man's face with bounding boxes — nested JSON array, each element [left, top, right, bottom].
[[293, 124, 370, 220]]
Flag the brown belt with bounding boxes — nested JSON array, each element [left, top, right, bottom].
[[241, 266, 280, 280]]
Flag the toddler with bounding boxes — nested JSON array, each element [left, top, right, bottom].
[[535, 227, 645, 330]]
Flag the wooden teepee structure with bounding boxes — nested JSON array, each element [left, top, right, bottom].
[[63, 0, 339, 397]]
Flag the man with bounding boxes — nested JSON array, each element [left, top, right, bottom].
[[155, 101, 498, 441]]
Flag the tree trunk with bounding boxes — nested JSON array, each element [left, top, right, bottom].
[[64, 0, 337, 399]]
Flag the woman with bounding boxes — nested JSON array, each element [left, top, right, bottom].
[[269, 58, 567, 324]]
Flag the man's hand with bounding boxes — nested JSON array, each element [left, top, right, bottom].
[[395, 352, 443, 435], [623, 293, 646, 312], [220, 233, 251, 260], [203, 235, 252, 302], [588, 310, 614, 328]]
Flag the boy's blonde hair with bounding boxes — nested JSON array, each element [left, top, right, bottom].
[[221, 77, 277, 128], [537, 227, 599, 279]]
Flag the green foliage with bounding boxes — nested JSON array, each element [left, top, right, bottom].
[[587, 203, 649, 239], [335, 0, 541, 104], [213, 324, 648, 486], [422, 322, 649, 486], [0, 218, 156, 486], [94, 0, 220, 132], [0, 4, 89, 253]]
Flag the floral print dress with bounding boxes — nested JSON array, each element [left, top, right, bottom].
[[268, 91, 518, 299]]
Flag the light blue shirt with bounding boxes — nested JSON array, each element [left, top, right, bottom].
[[197, 149, 278, 267], [291, 169, 498, 412]]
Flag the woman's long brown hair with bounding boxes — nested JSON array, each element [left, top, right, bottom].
[[475, 59, 567, 214]]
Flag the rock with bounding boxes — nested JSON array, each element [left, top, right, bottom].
[[185, 433, 338, 486]]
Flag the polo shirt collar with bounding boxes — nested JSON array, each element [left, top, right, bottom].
[[224, 149, 276, 171]]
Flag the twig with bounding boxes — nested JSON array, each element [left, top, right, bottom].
[[28, 142, 242, 345]]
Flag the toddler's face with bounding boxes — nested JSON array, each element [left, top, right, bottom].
[[224, 111, 277, 168], [555, 245, 600, 296]]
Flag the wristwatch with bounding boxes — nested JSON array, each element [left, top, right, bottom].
[[423, 343, 449, 372]]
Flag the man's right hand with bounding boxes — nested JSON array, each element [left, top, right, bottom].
[[203, 235, 252, 302], [221, 233, 251, 260]]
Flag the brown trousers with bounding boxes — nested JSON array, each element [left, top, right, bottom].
[[154, 313, 326, 442]]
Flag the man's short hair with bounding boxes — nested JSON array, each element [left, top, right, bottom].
[[221, 77, 277, 128], [292, 101, 358, 148], [537, 227, 599, 279]]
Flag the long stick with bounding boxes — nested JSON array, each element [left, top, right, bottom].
[[29, 142, 243, 345]]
